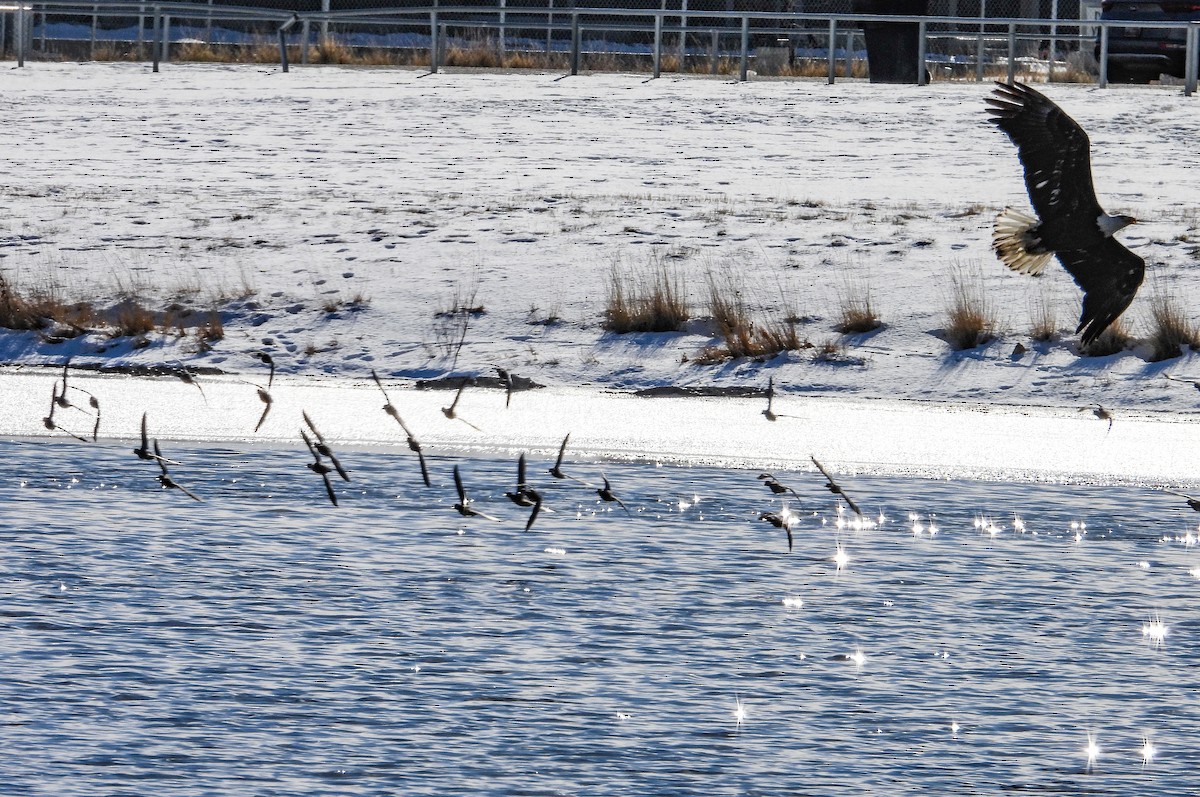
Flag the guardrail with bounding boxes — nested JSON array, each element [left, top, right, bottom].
[[4, 2, 1198, 95]]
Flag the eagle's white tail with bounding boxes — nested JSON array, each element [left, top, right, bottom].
[[992, 208, 1053, 276]]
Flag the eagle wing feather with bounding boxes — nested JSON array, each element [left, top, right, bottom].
[[1055, 238, 1145, 348], [986, 81, 1104, 226]]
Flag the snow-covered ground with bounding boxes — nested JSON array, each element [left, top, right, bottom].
[[3, 62, 1200, 482]]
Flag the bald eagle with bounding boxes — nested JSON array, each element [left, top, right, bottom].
[[986, 81, 1143, 348]]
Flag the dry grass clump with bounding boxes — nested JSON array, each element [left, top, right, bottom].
[[113, 300, 156, 337], [605, 263, 689, 333], [942, 269, 997, 351], [1145, 293, 1200, 362], [694, 271, 807, 362], [834, 281, 881, 334], [1028, 293, 1059, 342]]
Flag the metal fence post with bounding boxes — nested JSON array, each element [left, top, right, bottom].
[[429, 9, 439, 72], [300, 19, 309, 65], [1098, 24, 1109, 88], [652, 12, 662, 78], [710, 28, 718, 75], [739, 16, 749, 81], [1186, 23, 1198, 96], [160, 13, 170, 63], [570, 12, 580, 75], [14, 2, 24, 67], [1006, 22, 1016, 85], [827, 18, 836, 84], [917, 19, 927, 85], [90, 4, 98, 61], [152, 6, 160, 71], [975, 0, 986, 82]]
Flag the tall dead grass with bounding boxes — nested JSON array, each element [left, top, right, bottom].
[[605, 262, 689, 333], [942, 268, 997, 351], [1145, 292, 1200, 362], [695, 270, 806, 362]]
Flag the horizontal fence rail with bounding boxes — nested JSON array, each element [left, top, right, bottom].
[[2, 2, 1197, 95]]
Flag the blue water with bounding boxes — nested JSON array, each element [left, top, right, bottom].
[[1, 437, 1198, 795]]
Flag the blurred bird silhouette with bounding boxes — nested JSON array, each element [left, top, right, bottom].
[[597, 473, 630, 515], [453, 465, 499, 521], [371, 369, 431, 487], [441, 378, 482, 432], [301, 428, 339, 506], [153, 440, 201, 501], [303, 410, 350, 482], [811, 457, 863, 518]]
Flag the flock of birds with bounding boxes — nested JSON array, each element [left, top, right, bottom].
[[36, 355, 873, 545]]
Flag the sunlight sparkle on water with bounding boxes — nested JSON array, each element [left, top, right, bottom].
[[1142, 614, 1169, 648], [833, 545, 849, 572], [1084, 732, 1100, 773], [733, 696, 746, 727], [1140, 737, 1157, 767], [781, 596, 804, 609]]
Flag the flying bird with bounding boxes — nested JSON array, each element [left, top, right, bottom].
[[42, 383, 89, 443], [302, 411, 350, 482], [496, 366, 516, 408], [597, 473, 631, 515], [986, 80, 1143, 348], [301, 428, 339, 506], [1081, 403, 1114, 433], [759, 508, 795, 551], [176, 365, 207, 404], [441, 378, 482, 432], [452, 465, 499, 521], [254, 351, 275, 388], [132, 412, 177, 464], [758, 472, 799, 497], [1164, 489, 1200, 512], [763, 376, 777, 421], [371, 369, 431, 486], [153, 440, 202, 501], [548, 433, 589, 485], [251, 384, 273, 432], [504, 452, 553, 530], [811, 457, 863, 518]]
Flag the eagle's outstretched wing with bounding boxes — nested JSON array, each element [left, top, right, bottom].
[[1056, 238, 1145, 347], [986, 81, 1103, 224]]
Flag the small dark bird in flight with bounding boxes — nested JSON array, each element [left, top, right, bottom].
[[811, 457, 863, 518], [250, 384, 273, 432], [759, 508, 795, 551], [504, 452, 554, 530], [453, 465, 499, 521], [763, 376, 777, 422], [301, 428, 339, 506], [1081, 403, 1114, 433], [441, 378, 482, 432], [548, 433, 589, 485], [253, 351, 275, 389], [987, 81, 1143, 348], [133, 412, 177, 464], [496, 366, 516, 408], [597, 473, 630, 515], [43, 383, 89, 443], [758, 472, 798, 497], [1164, 373, 1200, 393], [153, 440, 201, 501], [302, 410, 350, 482], [176, 365, 207, 404], [371, 369, 431, 487]]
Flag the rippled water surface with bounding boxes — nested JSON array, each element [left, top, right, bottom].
[[2, 437, 1199, 795]]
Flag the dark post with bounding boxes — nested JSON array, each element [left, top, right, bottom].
[[852, 0, 927, 84]]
